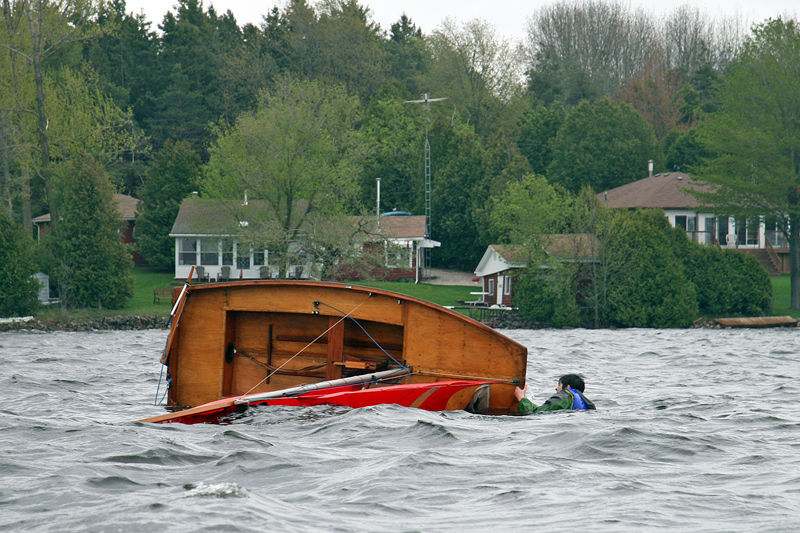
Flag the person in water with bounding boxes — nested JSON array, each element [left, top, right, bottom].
[[514, 373, 596, 414]]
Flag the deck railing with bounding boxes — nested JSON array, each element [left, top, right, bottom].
[[451, 305, 515, 323]]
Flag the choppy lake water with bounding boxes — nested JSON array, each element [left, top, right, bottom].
[[1, 327, 799, 532]]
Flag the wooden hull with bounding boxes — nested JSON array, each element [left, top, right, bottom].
[[154, 280, 527, 418]]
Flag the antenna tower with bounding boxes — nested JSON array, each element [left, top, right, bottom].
[[405, 93, 447, 278]]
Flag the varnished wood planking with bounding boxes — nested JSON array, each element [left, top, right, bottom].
[[175, 290, 227, 405], [223, 283, 406, 325], [164, 281, 528, 410], [403, 303, 526, 382]]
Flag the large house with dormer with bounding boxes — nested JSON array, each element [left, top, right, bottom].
[[596, 170, 788, 275]]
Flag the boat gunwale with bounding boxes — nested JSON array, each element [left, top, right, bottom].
[[177, 279, 525, 349]]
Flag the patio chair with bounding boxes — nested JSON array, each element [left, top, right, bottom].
[[219, 265, 231, 282]]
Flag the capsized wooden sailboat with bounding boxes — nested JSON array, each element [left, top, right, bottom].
[[141, 280, 527, 424]]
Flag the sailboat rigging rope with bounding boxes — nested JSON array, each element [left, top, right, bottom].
[[313, 300, 406, 369], [237, 292, 380, 398], [153, 359, 170, 405]]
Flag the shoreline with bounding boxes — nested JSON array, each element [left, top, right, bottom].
[[1, 313, 732, 332], [0, 315, 170, 332]]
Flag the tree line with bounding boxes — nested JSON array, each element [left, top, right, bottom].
[[1, 0, 798, 318]]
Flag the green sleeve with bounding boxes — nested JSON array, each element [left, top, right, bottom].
[[517, 398, 536, 415], [517, 393, 573, 415]]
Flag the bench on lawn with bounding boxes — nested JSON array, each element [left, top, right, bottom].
[[153, 288, 173, 304]]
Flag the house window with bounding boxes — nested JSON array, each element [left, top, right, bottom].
[[735, 217, 758, 246], [222, 240, 234, 266], [179, 238, 197, 265], [504, 276, 512, 295], [200, 239, 219, 266], [674, 215, 687, 230], [718, 216, 730, 245], [488, 278, 495, 296], [386, 242, 411, 268], [253, 251, 266, 266], [236, 251, 251, 270]]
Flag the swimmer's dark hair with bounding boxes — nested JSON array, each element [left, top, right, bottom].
[[559, 374, 586, 392]]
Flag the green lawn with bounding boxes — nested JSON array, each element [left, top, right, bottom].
[[34, 267, 797, 320], [124, 266, 180, 316], [769, 275, 799, 318], [32, 267, 476, 319]]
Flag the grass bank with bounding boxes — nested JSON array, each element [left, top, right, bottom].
[[34, 267, 476, 321], [769, 275, 798, 318], [33, 268, 797, 321]]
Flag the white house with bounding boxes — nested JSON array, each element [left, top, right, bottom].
[[597, 171, 788, 274], [169, 197, 439, 282]]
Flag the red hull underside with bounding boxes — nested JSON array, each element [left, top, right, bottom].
[[144, 380, 489, 424]]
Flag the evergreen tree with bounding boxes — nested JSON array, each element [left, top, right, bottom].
[[136, 140, 201, 270], [149, 0, 243, 154], [600, 209, 698, 327], [548, 97, 659, 192], [386, 14, 427, 95], [516, 103, 565, 175], [52, 154, 134, 309], [0, 211, 40, 316], [427, 116, 486, 270]]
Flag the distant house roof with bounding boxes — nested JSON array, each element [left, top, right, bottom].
[[171, 197, 432, 243], [596, 172, 711, 210], [371, 216, 426, 240], [474, 245, 528, 278], [475, 235, 599, 278], [171, 197, 254, 236], [33, 193, 140, 223], [491, 244, 528, 264], [538, 234, 601, 259]]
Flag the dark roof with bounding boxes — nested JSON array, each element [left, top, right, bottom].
[[172, 197, 427, 240], [33, 193, 139, 223], [596, 172, 711, 209], [538, 234, 600, 258], [491, 244, 527, 264], [170, 197, 258, 235], [373, 216, 426, 239]]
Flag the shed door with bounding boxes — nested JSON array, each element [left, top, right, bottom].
[[496, 276, 504, 305]]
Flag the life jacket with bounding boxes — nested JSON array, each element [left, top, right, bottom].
[[564, 388, 588, 410]]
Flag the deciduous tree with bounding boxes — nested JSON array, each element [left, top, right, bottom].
[[203, 76, 368, 277], [425, 18, 524, 137], [694, 18, 800, 308]]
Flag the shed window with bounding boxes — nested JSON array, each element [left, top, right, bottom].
[[179, 238, 197, 266]]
